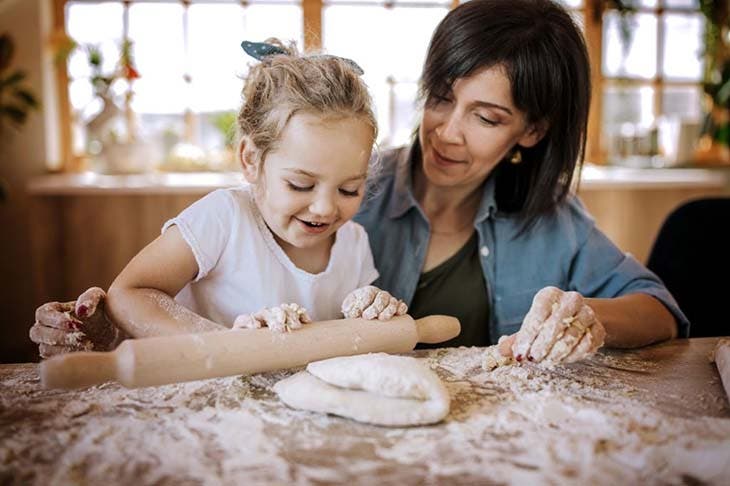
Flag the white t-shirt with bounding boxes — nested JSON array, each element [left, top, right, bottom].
[[162, 185, 379, 325]]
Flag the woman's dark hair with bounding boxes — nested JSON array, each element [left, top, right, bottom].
[[419, 0, 591, 230]]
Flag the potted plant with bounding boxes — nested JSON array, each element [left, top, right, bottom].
[[0, 33, 40, 201]]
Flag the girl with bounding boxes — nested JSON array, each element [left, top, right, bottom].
[[31, 40, 406, 354]]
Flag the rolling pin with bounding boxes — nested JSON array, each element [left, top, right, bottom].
[[40, 314, 460, 389], [714, 338, 730, 404]]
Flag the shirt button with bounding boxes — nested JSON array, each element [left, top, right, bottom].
[[480, 246, 490, 257]]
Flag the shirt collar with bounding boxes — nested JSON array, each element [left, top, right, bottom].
[[387, 140, 498, 222]]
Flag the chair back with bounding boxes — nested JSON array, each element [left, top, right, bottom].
[[646, 197, 730, 337]]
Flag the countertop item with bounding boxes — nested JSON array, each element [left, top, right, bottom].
[[2, 338, 728, 484]]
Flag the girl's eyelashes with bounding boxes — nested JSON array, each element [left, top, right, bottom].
[[287, 182, 313, 192], [286, 181, 361, 197]]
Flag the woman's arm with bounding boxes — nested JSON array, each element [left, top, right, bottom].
[[586, 293, 677, 348], [106, 225, 227, 338]]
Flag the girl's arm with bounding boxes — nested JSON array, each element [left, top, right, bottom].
[[106, 225, 227, 338]]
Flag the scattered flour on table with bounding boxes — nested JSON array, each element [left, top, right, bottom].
[[1, 346, 729, 485]]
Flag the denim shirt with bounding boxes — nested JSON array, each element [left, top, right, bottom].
[[355, 143, 690, 343]]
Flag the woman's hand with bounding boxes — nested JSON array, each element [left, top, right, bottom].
[[29, 287, 126, 358], [341, 285, 408, 320], [233, 303, 312, 333], [499, 286, 606, 364]]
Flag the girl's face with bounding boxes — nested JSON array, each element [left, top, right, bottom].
[[418, 65, 546, 193], [244, 112, 373, 258]]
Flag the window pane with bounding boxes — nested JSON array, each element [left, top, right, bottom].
[[128, 3, 186, 114], [323, 5, 447, 145], [603, 85, 656, 161], [188, 4, 247, 114], [662, 13, 704, 81], [663, 0, 699, 8], [662, 86, 702, 119], [556, 0, 584, 8], [386, 81, 420, 147], [186, 3, 302, 114], [66, 2, 124, 108], [603, 12, 657, 79]]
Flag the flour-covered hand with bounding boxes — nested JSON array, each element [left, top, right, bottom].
[[29, 287, 125, 358], [233, 303, 312, 333], [506, 286, 605, 364], [341, 285, 408, 320]]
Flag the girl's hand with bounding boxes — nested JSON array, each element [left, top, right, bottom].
[[29, 287, 126, 358], [499, 286, 606, 364], [233, 303, 312, 333], [341, 285, 408, 320]]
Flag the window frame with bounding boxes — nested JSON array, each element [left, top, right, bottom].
[[52, 0, 706, 170]]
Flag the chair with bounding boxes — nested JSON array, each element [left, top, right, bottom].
[[646, 197, 730, 338]]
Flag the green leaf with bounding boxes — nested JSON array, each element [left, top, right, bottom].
[[0, 104, 28, 125], [0, 34, 14, 72], [13, 88, 39, 109], [0, 70, 26, 87]]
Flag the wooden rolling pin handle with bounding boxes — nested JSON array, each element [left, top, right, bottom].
[[416, 315, 460, 343], [40, 351, 117, 390]]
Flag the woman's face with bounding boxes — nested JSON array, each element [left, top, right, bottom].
[[418, 65, 546, 192]]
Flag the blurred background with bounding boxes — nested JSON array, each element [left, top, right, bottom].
[[1, 0, 729, 362]]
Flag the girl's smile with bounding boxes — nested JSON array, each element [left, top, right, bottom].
[[242, 112, 374, 271]]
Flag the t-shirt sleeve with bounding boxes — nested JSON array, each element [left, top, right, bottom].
[[354, 224, 379, 288], [161, 189, 235, 282]]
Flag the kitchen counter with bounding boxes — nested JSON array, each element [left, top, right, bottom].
[[1, 338, 729, 484], [26, 165, 730, 196]]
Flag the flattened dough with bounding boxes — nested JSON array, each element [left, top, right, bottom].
[[273, 353, 450, 426]]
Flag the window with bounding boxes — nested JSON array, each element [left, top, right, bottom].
[[600, 0, 706, 166], [57, 0, 709, 171]]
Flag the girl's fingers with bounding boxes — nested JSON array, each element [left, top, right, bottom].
[[341, 286, 378, 318], [378, 296, 398, 320], [362, 291, 389, 320], [232, 314, 259, 329]]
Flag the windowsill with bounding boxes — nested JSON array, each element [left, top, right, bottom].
[[26, 165, 730, 196]]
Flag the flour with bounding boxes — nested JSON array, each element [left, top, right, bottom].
[[2, 346, 729, 485]]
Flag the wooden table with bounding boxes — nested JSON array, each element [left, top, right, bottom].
[[1, 338, 729, 485]]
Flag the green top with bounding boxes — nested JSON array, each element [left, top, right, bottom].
[[411, 231, 490, 348]]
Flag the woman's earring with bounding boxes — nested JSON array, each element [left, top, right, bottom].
[[510, 149, 522, 165]]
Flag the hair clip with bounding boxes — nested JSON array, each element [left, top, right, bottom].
[[241, 40, 364, 76], [241, 40, 287, 60]]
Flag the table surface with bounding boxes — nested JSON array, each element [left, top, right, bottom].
[[2, 338, 729, 485]]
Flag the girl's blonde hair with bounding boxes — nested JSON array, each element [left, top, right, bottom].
[[238, 39, 377, 168]]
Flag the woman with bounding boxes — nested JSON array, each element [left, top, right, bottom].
[[355, 0, 686, 361], [30, 0, 687, 364]]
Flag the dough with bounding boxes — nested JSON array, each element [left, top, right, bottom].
[[273, 353, 450, 426]]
